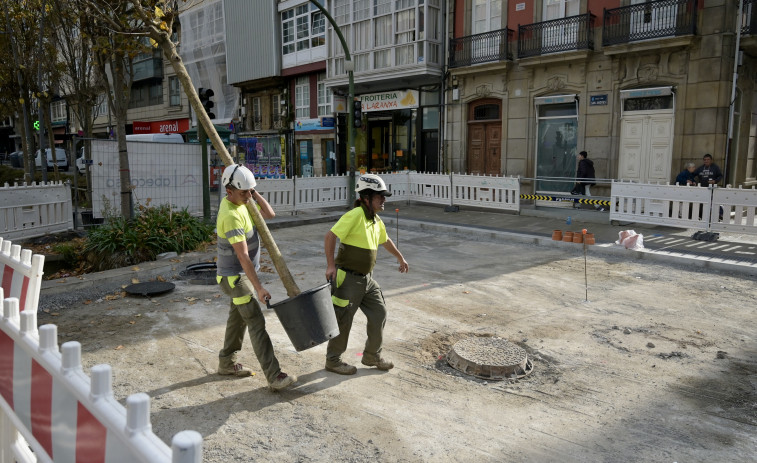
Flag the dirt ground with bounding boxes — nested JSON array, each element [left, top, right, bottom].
[[40, 222, 756, 462]]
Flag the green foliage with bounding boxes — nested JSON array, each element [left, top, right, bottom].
[[84, 203, 214, 271]]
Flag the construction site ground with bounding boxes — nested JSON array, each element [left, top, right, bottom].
[[37, 210, 756, 462]]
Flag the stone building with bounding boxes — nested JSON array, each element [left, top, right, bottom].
[[446, 0, 756, 195]]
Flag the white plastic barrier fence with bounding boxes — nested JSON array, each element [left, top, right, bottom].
[[710, 186, 757, 235], [610, 181, 712, 228], [408, 172, 452, 205], [381, 172, 412, 202], [294, 175, 351, 211], [452, 174, 520, 211], [0, 238, 44, 314], [0, 182, 73, 241], [256, 178, 295, 214], [0, 241, 202, 463]]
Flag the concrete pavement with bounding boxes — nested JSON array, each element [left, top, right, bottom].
[[40, 202, 757, 298]]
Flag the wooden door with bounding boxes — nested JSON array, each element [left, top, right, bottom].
[[467, 123, 501, 175]]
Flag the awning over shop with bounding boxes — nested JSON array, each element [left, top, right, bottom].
[[184, 124, 232, 144]]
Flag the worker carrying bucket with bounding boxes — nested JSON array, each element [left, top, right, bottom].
[[323, 174, 410, 375], [215, 164, 297, 391]]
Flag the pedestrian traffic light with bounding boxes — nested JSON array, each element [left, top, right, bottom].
[[199, 88, 216, 119], [353, 99, 362, 129]]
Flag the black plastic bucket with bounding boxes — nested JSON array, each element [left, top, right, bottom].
[[267, 282, 339, 352]]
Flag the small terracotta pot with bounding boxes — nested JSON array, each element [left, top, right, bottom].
[[573, 233, 583, 244], [585, 236, 596, 245], [552, 230, 563, 241], [562, 231, 573, 242]]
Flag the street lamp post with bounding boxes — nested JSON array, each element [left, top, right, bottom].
[[309, 1, 356, 203]]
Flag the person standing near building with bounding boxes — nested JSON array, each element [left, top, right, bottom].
[[572, 151, 603, 210], [324, 174, 409, 375], [693, 154, 723, 186], [675, 162, 697, 186], [216, 164, 296, 391]]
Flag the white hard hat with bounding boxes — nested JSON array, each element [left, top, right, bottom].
[[356, 173, 392, 196], [222, 164, 257, 190]]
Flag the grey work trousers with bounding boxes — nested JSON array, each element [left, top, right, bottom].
[[326, 269, 387, 367], [217, 274, 281, 383]]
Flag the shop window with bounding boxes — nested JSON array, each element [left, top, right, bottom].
[[535, 100, 578, 192], [298, 140, 314, 177]]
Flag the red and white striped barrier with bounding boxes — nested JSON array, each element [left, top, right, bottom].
[[0, 238, 44, 313], [0, 240, 203, 463]]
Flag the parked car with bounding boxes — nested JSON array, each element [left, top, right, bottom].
[[9, 151, 23, 168], [75, 150, 87, 174], [35, 148, 69, 171]]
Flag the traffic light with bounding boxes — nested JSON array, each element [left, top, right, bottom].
[[199, 88, 216, 119], [353, 99, 362, 128]]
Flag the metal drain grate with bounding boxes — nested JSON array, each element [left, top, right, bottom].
[[179, 262, 217, 285], [447, 336, 533, 380]]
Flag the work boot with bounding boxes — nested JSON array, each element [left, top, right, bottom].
[[217, 359, 254, 377], [325, 362, 357, 375], [361, 354, 394, 371], [269, 372, 297, 391]]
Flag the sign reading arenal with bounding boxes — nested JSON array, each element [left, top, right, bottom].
[[360, 90, 419, 112]]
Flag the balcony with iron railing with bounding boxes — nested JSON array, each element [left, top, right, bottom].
[[449, 28, 514, 68], [603, 0, 697, 47], [518, 14, 595, 59]]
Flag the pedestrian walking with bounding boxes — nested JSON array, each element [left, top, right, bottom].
[[571, 151, 604, 211], [324, 174, 409, 375], [215, 164, 296, 391]]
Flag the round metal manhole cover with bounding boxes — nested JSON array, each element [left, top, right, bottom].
[[124, 281, 175, 296], [447, 336, 533, 380]]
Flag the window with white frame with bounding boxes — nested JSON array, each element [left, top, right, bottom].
[[50, 100, 66, 123], [354, 20, 371, 51], [354, 0, 370, 20], [281, 3, 327, 55], [317, 73, 331, 116], [295, 76, 310, 119], [252, 96, 262, 129], [272, 94, 284, 128], [93, 94, 108, 118], [333, 0, 350, 25], [374, 0, 391, 15], [375, 15, 392, 47], [169, 76, 181, 106]]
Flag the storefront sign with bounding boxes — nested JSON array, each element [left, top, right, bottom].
[[360, 90, 419, 112], [534, 94, 576, 106], [133, 119, 190, 134], [333, 95, 347, 113], [620, 86, 674, 100], [295, 118, 335, 132], [590, 95, 608, 106]]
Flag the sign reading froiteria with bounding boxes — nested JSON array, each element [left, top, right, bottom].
[[360, 90, 419, 112]]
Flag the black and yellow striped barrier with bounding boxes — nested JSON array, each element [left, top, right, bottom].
[[520, 194, 610, 207]]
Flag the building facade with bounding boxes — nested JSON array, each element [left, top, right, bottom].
[[446, 0, 757, 195]]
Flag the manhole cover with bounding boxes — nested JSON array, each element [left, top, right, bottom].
[[124, 281, 175, 296], [447, 336, 533, 380], [179, 262, 217, 285]]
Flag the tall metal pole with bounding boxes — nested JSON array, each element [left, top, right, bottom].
[[199, 123, 210, 222], [309, 1, 356, 203], [725, 0, 744, 186]]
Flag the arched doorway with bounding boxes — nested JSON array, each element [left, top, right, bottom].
[[467, 99, 501, 175]]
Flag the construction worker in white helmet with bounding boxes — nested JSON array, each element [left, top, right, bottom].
[[323, 173, 409, 375], [215, 164, 296, 391]]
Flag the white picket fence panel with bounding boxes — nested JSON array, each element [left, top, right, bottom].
[[294, 175, 351, 211], [0, 240, 202, 463], [0, 182, 73, 241], [0, 238, 45, 315], [710, 186, 757, 235], [452, 174, 520, 211], [408, 172, 452, 205], [610, 181, 757, 235], [610, 181, 712, 228], [255, 178, 295, 213]]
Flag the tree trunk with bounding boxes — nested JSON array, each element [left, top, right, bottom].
[[110, 56, 133, 220], [157, 38, 301, 298]]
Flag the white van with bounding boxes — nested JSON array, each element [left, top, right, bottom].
[[125, 133, 184, 143], [35, 148, 69, 171]]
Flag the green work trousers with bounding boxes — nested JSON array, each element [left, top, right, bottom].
[[326, 269, 387, 367], [218, 274, 281, 384]]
